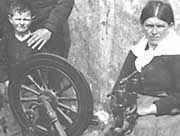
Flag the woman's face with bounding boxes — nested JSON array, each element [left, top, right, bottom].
[[143, 17, 170, 47]]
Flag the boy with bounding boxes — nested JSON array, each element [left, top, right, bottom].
[[0, 2, 38, 136], [6, 2, 39, 69], [3, 3, 60, 136]]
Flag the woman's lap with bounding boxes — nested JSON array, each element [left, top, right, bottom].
[[129, 95, 180, 136]]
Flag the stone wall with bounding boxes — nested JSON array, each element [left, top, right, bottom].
[[68, 0, 180, 110]]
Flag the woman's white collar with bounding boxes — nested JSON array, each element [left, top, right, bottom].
[[131, 29, 180, 72]]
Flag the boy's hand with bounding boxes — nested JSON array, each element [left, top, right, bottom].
[[27, 28, 52, 50]]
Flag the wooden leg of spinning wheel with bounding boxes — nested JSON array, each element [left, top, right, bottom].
[[39, 96, 67, 136], [52, 119, 67, 136]]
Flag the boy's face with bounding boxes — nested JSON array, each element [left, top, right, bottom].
[[9, 11, 32, 34]]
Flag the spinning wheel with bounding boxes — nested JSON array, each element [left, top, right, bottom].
[[8, 53, 93, 136]]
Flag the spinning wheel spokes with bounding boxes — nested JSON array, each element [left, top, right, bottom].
[[56, 107, 73, 124], [8, 53, 93, 136]]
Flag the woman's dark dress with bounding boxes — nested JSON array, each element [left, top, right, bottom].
[[113, 51, 180, 136]]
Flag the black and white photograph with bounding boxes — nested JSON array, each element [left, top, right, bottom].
[[0, 0, 180, 136]]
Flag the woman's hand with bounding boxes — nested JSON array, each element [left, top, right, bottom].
[[137, 104, 157, 116], [27, 28, 52, 50]]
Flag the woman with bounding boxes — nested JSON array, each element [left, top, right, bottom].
[[113, 1, 180, 136]]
